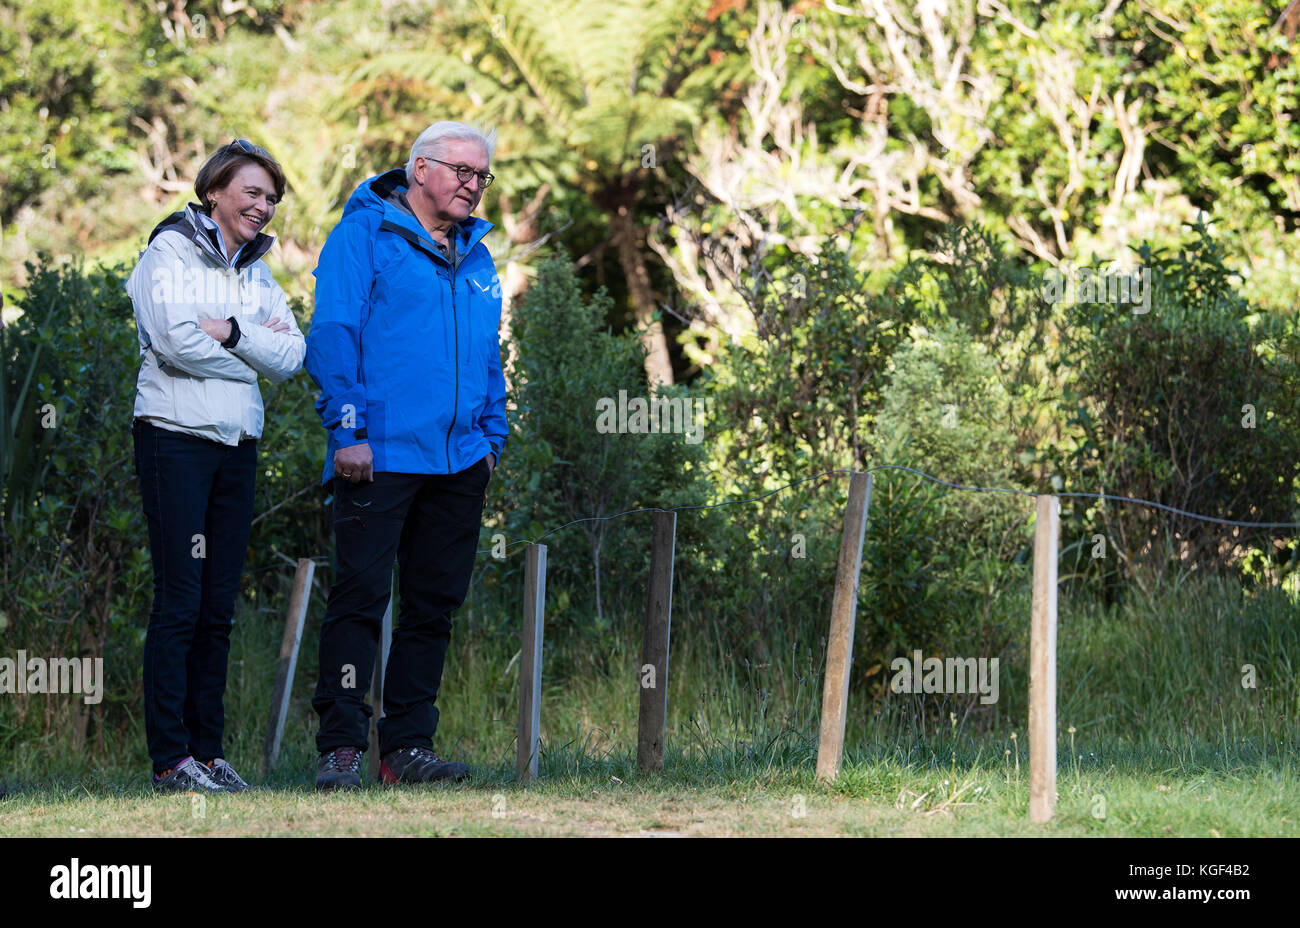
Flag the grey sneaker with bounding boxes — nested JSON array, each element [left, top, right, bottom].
[[316, 747, 363, 791], [380, 747, 470, 784], [204, 758, 250, 792], [152, 756, 230, 793]]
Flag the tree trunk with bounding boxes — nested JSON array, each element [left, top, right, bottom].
[[496, 183, 552, 390], [606, 199, 674, 388]]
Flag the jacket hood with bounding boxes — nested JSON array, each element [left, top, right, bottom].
[[343, 170, 493, 255], [147, 202, 276, 269]]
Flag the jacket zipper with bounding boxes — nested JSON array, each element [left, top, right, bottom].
[[445, 266, 459, 473], [377, 216, 471, 474]]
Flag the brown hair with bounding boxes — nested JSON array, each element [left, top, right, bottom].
[[194, 139, 287, 210]]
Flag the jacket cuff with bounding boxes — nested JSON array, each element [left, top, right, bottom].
[[332, 425, 368, 448], [222, 317, 242, 349]]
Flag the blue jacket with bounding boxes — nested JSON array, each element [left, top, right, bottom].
[[306, 170, 508, 485]]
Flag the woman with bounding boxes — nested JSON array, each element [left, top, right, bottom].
[[126, 139, 305, 792]]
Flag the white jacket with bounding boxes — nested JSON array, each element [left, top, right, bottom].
[[126, 204, 306, 445]]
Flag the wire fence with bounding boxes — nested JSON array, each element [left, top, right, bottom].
[[258, 462, 1299, 813], [475, 462, 1300, 557]]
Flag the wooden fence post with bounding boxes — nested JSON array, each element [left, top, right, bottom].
[[816, 472, 873, 782], [263, 557, 314, 776], [517, 543, 547, 782], [637, 510, 676, 773], [368, 579, 395, 783], [1029, 494, 1059, 822]]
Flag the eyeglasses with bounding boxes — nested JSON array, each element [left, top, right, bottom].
[[423, 157, 494, 189], [231, 138, 266, 156]]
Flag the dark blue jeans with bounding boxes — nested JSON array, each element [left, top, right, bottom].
[[133, 418, 256, 774], [313, 461, 490, 756]]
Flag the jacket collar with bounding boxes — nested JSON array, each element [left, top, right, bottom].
[[364, 169, 493, 261], [147, 203, 276, 270]]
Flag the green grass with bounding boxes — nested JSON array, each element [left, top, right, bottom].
[[2, 737, 1296, 836], [2, 571, 1296, 836]]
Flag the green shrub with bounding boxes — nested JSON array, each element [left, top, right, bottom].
[[0, 257, 149, 751], [477, 252, 708, 647], [1054, 220, 1300, 590], [707, 239, 918, 484]]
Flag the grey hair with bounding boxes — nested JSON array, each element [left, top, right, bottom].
[[405, 121, 497, 186]]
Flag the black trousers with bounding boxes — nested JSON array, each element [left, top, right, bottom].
[[133, 418, 256, 774], [312, 460, 490, 755]]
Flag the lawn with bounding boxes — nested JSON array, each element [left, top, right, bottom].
[[3, 742, 1296, 837]]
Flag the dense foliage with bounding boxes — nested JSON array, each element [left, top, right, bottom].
[[2, 1, 1298, 754]]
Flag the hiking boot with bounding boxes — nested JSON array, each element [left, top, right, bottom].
[[380, 747, 470, 785], [316, 747, 363, 791], [152, 756, 230, 793], [203, 758, 250, 792]]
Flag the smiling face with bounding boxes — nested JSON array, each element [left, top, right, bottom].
[[207, 162, 279, 254], [410, 138, 490, 227]]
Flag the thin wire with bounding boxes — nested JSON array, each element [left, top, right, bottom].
[[864, 464, 1036, 497], [1053, 493, 1300, 529], [477, 468, 853, 555], [476, 464, 1300, 557], [871, 464, 1300, 528]]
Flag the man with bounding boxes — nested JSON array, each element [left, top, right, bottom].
[[306, 122, 507, 790]]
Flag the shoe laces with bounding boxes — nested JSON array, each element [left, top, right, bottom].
[[212, 759, 248, 787], [326, 748, 361, 771], [178, 756, 221, 788]]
